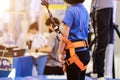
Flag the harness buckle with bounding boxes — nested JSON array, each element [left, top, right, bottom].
[[65, 59, 70, 66]]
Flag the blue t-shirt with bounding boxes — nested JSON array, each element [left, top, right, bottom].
[[63, 4, 89, 41]]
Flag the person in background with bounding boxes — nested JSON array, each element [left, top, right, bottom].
[[16, 22, 47, 75], [2, 23, 15, 47], [36, 17, 64, 75], [0, 28, 4, 45], [58, 0, 90, 80], [90, 0, 114, 80]]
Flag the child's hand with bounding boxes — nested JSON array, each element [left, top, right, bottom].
[[58, 54, 65, 65]]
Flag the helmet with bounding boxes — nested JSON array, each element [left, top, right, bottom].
[[64, 0, 85, 4]]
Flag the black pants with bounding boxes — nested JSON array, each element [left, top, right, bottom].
[[66, 49, 90, 80], [93, 8, 113, 77], [44, 66, 64, 75]]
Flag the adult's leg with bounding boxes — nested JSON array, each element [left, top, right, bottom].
[[93, 8, 113, 77], [104, 8, 114, 78]]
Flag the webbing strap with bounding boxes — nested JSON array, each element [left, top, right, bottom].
[[62, 37, 87, 49], [65, 41, 87, 49], [67, 48, 87, 71], [66, 56, 87, 71], [61, 37, 87, 71]]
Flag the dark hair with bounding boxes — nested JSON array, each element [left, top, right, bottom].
[[64, 0, 85, 4], [28, 22, 39, 32], [45, 17, 60, 26]]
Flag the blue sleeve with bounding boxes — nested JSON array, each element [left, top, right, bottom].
[[63, 8, 74, 28]]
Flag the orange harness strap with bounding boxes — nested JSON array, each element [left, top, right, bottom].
[[62, 37, 88, 71]]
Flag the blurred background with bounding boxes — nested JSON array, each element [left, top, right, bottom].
[[0, 0, 120, 79]]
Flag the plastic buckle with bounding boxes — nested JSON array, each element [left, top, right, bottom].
[[65, 59, 70, 66]]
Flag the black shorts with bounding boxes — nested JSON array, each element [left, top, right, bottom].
[[44, 66, 64, 75]]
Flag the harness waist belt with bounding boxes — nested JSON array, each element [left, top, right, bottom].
[[65, 41, 87, 49]]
